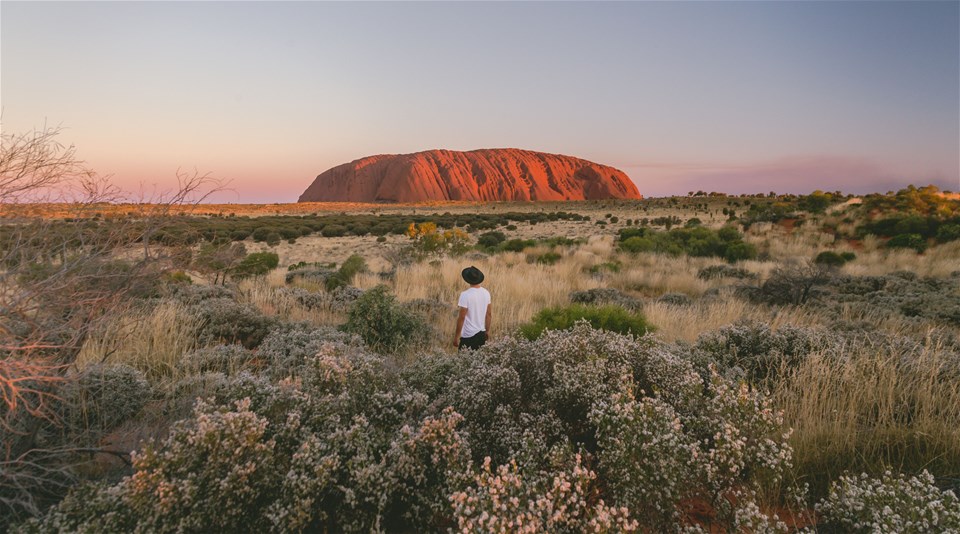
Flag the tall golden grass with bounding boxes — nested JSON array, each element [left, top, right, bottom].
[[777, 339, 960, 494], [75, 300, 198, 380]]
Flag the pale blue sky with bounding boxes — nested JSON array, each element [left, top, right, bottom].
[[3, 1, 958, 201]]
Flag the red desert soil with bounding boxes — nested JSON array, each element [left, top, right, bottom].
[[298, 148, 642, 203]]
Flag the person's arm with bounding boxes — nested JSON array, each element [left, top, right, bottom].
[[484, 303, 492, 338], [453, 307, 467, 347]]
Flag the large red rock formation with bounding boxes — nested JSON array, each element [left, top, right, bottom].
[[298, 148, 640, 202]]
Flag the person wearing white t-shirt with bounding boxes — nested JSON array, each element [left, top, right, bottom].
[[454, 266, 491, 351]]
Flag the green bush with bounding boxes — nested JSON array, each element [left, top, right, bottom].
[[232, 252, 279, 278], [519, 305, 653, 340], [885, 233, 927, 252], [342, 285, 427, 353], [936, 223, 960, 243], [814, 251, 847, 267], [723, 242, 758, 263], [476, 231, 506, 248], [321, 224, 348, 237], [499, 238, 535, 252], [324, 254, 366, 291], [536, 252, 562, 265]]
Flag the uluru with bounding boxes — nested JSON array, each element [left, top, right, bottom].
[[298, 148, 641, 202]]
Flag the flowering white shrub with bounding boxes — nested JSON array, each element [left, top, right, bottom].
[[257, 322, 362, 376], [451, 452, 638, 533], [590, 386, 698, 528], [816, 470, 960, 533]]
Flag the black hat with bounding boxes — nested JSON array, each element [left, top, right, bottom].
[[462, 266, 484, 285]]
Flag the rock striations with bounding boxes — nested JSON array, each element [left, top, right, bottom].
[[298, 148, 641, 202]]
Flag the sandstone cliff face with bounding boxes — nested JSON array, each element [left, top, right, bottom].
[[298, 149, 640, 202]]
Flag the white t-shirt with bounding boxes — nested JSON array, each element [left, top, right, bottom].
[[457, 287, 491, 338]]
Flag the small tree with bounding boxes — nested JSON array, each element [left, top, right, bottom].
[[193, 242, 247, 284]]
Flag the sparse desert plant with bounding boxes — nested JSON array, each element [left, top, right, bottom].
[[742, 261, 832, 305], [569, 287, 640, 309], [697, 264, 756, 280], [657, 293, 692, 306]]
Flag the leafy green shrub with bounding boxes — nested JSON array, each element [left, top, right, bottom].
[[588, 261, 622, 275], [476, 231, 506, 248], [936, 223, 960, 243], [499, 238, 535, 252], [886, 233, 927, 252], [535, 252, 562, 265], [840, 251, 857, 262], [723, 242, 758, 262], [324, 254, 367, 291], [814, 250, 847, 267], [232, 252, 279, 279], [618, 226, 755, 262], [519, 305, 652, 340], [816, 470, 960, 533], [321, 224, 348, 237], [342, 285, 427, 353]]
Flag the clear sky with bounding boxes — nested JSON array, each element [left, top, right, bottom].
[[3, 1, 958, 202]]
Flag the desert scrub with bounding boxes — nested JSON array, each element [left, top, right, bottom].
[[60, 365, 151, 438], [694, 321, 840, 383], [816, 470, 960, 533], [518, 305, 653, 340], [657, 292, 692, 306], [178, 344, 255, 375], [342, 285, 428, 353], [696, 264, 756, 280], [568, 287, 641, 310], [192, 297, 276, 349]]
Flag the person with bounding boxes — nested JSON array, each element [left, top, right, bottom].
[[453, 266, 491, 351]]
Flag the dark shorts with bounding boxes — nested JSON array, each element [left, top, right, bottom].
[[458, 331, 487, 351]]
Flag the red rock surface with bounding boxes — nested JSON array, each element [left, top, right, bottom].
[[298, 149, 641, 202]]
